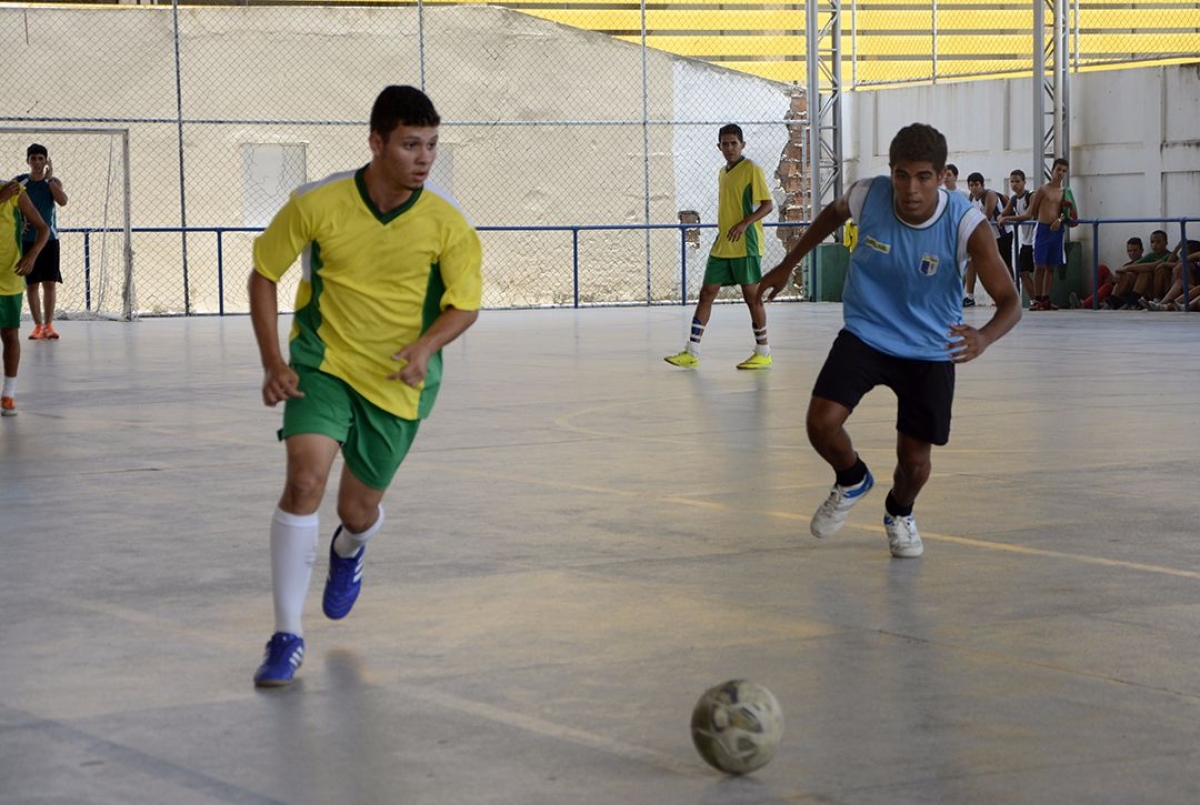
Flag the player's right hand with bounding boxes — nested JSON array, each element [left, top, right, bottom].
[[261, 364, 304, 407], [0, 180, 19, 204], [14, 256, 34, 276], [758, 264, 792, 303]]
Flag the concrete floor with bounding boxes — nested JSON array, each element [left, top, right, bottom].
[[3, 303, 1200, 804]]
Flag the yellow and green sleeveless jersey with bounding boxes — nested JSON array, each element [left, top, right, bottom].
[[253, 167, 483, 421], [0, 191, 25, 296], [710, 158, 772, 259]]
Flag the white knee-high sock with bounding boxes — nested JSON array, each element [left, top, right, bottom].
[[270, 507, 320, 637], [333, 504, 385, 558]]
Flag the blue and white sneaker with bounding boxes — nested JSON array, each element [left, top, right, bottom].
[[253, 632, 305, 687], [810, 470, 875, 538], [885, 513, 924, 558], [322, 527, 365, 620]]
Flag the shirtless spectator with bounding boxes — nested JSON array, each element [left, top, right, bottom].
[[1006, 158, 1077, 310]]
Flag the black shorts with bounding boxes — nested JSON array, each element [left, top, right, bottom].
[[997, 231, 1014, 270], [22, 239, 61, 285], [1016, 244, 1034, 275], [812, 329, 955, 446]]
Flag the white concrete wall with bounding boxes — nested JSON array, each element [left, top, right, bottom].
[[845, 64, 1200, 279]]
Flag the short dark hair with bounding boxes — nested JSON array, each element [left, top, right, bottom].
[[1151, 229, 1167, 240], [1052, 157, 1069, 170], [1010, 169, 1026, 181], [967, 172, 984, 184], [370, 86, 440, 139], [1127, 237, 1144, 249], [945, 163, 958, 177], [26, 143, 47, 158], [718, 124, 744, 142], [889, 124, 948, 173]]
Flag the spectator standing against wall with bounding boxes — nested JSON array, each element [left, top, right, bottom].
[[16, 144, 68, 340], [963, 172, 1007, 307], [998, 169, 1036, 302]]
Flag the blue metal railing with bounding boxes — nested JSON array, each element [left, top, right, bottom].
[[60, 218, 1197, 315]]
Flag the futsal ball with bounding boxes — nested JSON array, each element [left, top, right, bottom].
[[690, 679, 784, 774]]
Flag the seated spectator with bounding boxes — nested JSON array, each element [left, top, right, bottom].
[[1143, 239, 1200, 310], [1103, 231, 1171, 309], [1069, 264, 1113, 309]]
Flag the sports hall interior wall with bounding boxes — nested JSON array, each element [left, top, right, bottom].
[[0, 3, 1196, 314]]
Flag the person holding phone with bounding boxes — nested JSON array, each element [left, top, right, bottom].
[[16, 144, 68, 340]]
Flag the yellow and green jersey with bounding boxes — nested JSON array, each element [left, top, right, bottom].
[[709, 158, 772, 259], [0, 190, 25, 296], [253, 167, 483, 421]]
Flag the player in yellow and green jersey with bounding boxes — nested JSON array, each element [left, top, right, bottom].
[[248, 85, 483, 687], [665, 124, 775, 370], [0, 179, 49, 417]]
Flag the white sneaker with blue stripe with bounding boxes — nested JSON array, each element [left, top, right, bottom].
[[810, 470, 875, 538], [885, 513, 924, 558]]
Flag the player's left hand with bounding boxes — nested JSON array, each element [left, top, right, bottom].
[[389, 343, 431, 388], [14, 256, 34, 276], [946, 323, 991, 363], [727, 222, 748, 242]]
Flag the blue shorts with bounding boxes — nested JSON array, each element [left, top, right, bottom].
[[1033, 223, 1065, 267]]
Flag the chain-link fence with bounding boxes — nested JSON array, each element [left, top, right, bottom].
[[1, 1, 1195, 315]]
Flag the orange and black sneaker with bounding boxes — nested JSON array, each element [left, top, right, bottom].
[[1, 396, 16, 417], [43, 323, 60, 340], [27, 324, 45, 340]]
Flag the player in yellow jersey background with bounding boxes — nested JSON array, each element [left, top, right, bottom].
[[248, 85, 483, 687], [665, 124, 775, 370], [0, 179, 49, 416]]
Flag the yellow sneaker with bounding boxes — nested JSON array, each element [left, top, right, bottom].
[[737, 352, 773, 370], [664, 350, 699, 368]]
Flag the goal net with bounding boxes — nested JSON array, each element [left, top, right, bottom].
[[0, 127, 134, 320]]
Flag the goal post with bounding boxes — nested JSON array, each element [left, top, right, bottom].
[[0, 126, 135, 321]]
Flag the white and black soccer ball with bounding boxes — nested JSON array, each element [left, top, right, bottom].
[[690, 679, 784, 774]]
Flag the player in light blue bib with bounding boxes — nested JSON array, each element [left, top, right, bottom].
[[759, 123, 1021, 559]]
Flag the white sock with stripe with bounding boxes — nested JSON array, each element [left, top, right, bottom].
[[333, 504, 385, 558], [270, 507, 320, 637], [753, 325, 770, 356]]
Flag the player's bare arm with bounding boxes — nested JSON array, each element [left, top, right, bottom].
[[947, 223, 1021, 363], [389, 306, 480, 388], [727, 199, 775, 243], [759, 195, 851, 302], [248, 270, 304, 406], [15, 194, 49, 276]]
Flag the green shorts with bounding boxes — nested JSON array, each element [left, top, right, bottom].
[[279, 365, 421, 491], [0, 293, 22, 329], [704, 255, 763, 287]]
